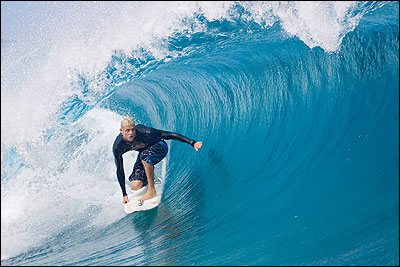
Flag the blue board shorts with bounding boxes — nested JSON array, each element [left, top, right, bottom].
[[129, 140, 168, 186]]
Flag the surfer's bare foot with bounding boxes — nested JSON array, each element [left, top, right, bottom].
[[138, 189, 156, 201]]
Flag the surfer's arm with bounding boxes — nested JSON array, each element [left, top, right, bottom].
[[114, 151, 127, 197], [158, 129, 196, 146], [139, 124, 202, 150], [160, 130, 202, 151]]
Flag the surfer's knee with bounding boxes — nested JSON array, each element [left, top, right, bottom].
[[141, 160, 153, 168], [130, 180, 142, 191]]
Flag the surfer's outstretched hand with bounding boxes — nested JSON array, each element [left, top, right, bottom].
[[122, 196, 129, 204], [194, 141, 202, 151]]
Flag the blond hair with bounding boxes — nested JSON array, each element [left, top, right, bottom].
[[121, 117, 135, 129]]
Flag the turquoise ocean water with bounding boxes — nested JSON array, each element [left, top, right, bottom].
[[1, 1, 398, 265]]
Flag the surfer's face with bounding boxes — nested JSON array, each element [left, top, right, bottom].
[[121, 126, 136, 142]]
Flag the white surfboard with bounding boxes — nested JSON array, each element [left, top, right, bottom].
[[123, 176, 164, 213], [122, 148, 168, 214]]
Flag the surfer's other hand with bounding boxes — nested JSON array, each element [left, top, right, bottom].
[[194, 141, 202, 151], [122, 196, 129, 204]]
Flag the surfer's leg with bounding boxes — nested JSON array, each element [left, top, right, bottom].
[[138, 160, 156, 201], [128, 156, 147, 191], [130, 180, 142, 191], [138, 140, 168, 201]]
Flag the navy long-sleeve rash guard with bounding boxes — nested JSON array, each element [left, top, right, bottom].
[[113, 124, 196, 197]]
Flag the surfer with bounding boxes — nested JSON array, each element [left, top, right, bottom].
[[113, 117, 202, 204]]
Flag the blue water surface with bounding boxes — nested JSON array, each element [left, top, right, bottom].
[[1, 1, 398, 266]]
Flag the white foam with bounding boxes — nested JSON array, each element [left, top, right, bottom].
[[1, 109, 126, 259], [269, 1, 364, 52]]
